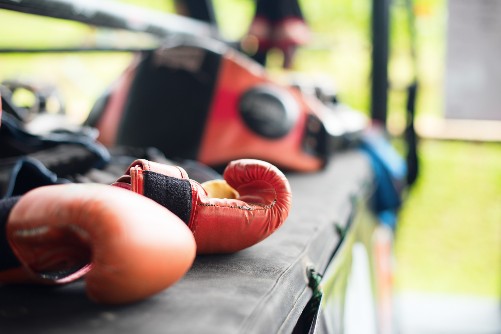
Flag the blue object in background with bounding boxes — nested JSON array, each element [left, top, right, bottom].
[[360, 126, 407, 229], [3, 157, 70, 198]]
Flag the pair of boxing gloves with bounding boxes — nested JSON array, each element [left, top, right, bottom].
[[0, 159, 291, 304]]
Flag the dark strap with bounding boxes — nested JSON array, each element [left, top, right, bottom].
[[2, 157, 69, 198], [0, 145, 104, 198], [0, 196, 21, 271], [405, 82, 419, 186], [143, 171, 192, 225]]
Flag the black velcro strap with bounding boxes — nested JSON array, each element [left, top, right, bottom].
[[0, 196, 21, 270], [142, 171, 192, 225]]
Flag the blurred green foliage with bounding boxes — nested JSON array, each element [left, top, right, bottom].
[[396, 140, 501, 297]]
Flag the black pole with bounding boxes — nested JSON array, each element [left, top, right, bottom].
[[405, 82, 419, 186], [371, 0, 391, 126], [404, 0, 420, 186], [0, 47, 154, 54]]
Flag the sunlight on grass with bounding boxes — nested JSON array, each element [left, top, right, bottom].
[[0, 11, 94, 48], [0, 52, 132, 123], [395, 140, 501, 297]]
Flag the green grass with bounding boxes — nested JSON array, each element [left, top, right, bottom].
[[395, 140, 501, 297]]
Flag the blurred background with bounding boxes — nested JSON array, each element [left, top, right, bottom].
[[0, 0, 499, 332]]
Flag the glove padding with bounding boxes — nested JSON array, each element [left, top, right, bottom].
[[113, 159, 292, 254], [1, 184, 196, 304]]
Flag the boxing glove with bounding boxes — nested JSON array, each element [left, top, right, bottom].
[[113, 159, 292, 254], [87, 38, 328, 173], [0, 183, 196, 304]]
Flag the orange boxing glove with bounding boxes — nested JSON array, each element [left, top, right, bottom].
[[0, 184, 196, 304], [113, 159, 292, 254]]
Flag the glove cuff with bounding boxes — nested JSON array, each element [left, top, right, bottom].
[[113, 159, 193, 224], [141, 171, 193, 225]]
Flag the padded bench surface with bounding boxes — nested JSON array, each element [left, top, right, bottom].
[[0, 151, 373, 334]]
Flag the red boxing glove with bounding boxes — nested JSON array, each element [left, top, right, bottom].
[[0, 184, 196, 304], [113, 159, 292, 254]]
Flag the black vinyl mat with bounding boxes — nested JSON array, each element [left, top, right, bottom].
[[0, 151, 373, 334]]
